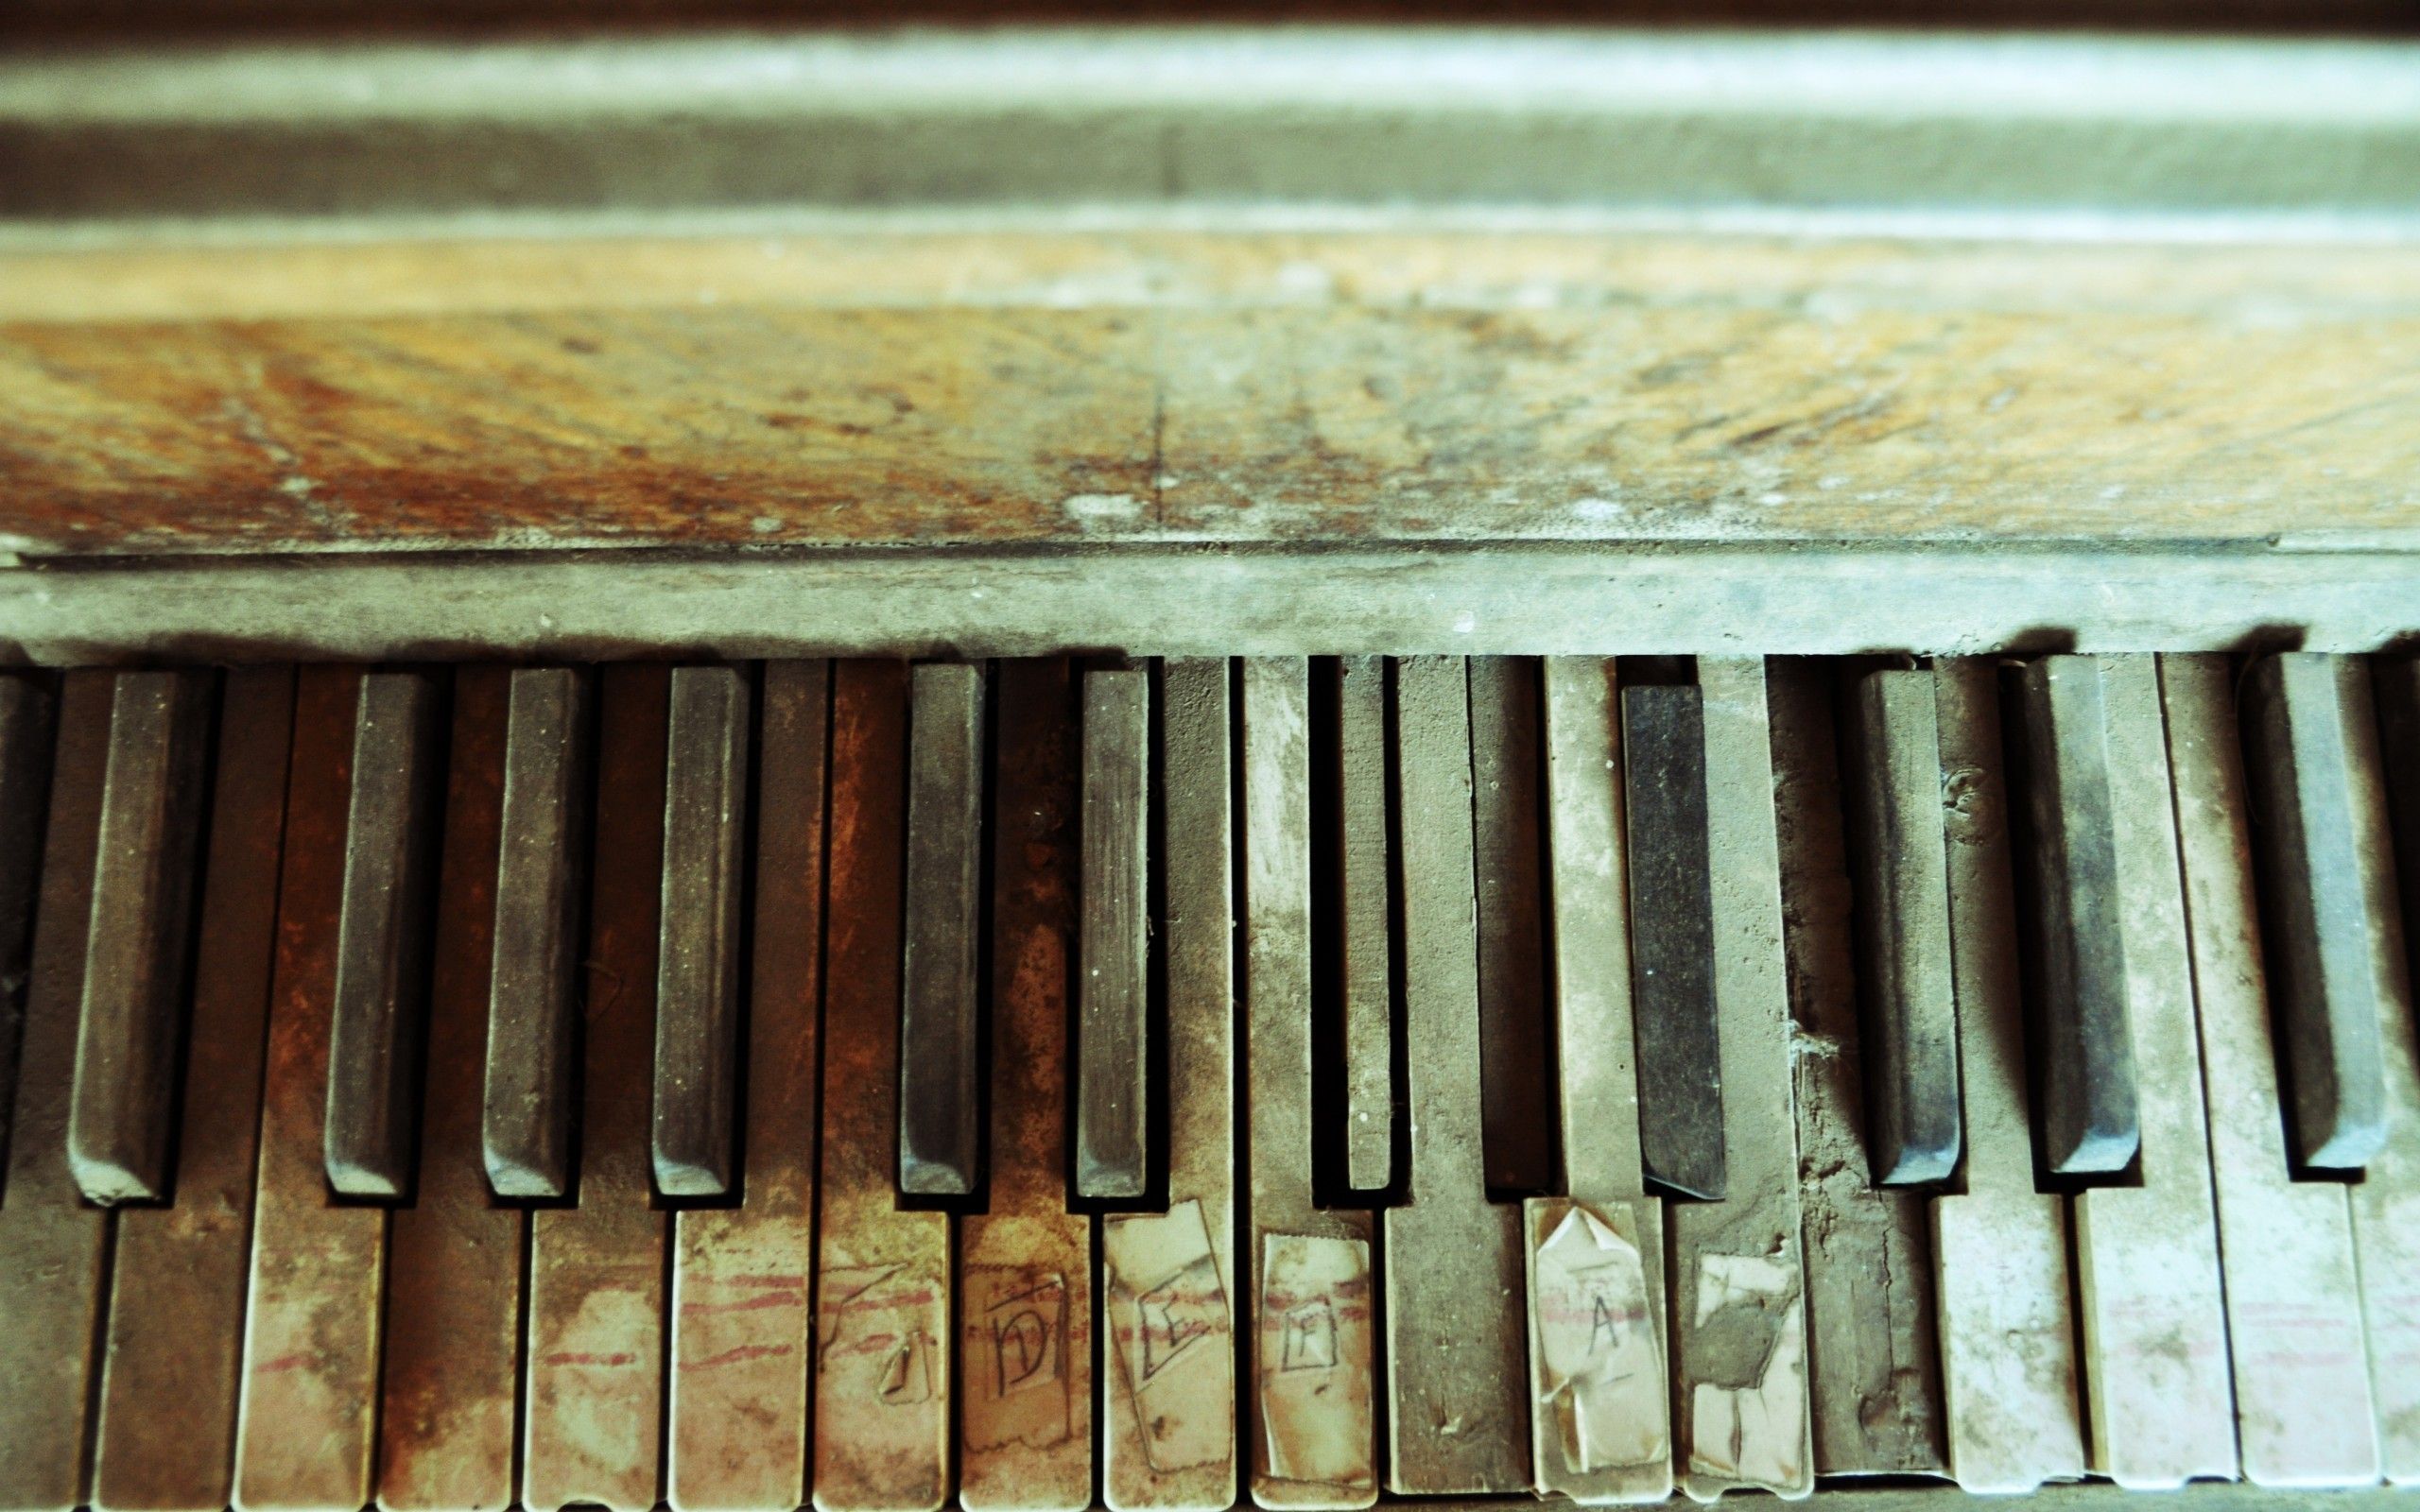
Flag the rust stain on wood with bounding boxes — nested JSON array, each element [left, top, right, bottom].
[[0, 231, 2413, 554]]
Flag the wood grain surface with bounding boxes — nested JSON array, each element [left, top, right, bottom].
[[0, 230, 2413, 556]]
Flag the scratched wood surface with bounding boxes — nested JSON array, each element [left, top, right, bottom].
[[0, 231, 2415, 555]]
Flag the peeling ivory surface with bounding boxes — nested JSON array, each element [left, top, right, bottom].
[[1106, 1199, 1236, 1479], [1527, 1200, 1669, 1498], [1256, 1232, 1375, 1499], [1685, 1252, 1809, 1495], [962, 1265, 1076, 1455], [816, 1257, 950, 1512]]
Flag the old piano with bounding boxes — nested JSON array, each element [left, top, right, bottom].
[[0, 11, 2416, 1512]]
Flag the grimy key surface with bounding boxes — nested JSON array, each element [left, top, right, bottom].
[[524, 663, 670, 1512], [234, 666, 388, 1512], [2166, 656, 2381, 1487], [0, 674, 54, 1181], [899, 661, 984, 1198], [69, 668, 213, 1204], [1927, 661, 2084, 1494], [1078, 665, 1150, 1200], [0, 673, 111, 1512], [1622, 682, 1724, 1201], [1241, 659, 1376, 1511], [2014, 655, 2140, 1177], [380, 666, 524, 1512], [815, 661, 952, 1512], [481, 665, 590, 1199], [1530, 658, 1671, 1505], [1669, 659, 1814, 1503], [653, 663, 751, 1198], [1769, 661, 1945, 1479], [1469, 657, 1557, 1197], [959, 661, 1092, 1512], [1384, 657, 1530, 1494], [1844, 667, 1962, 1186], [93, 668, 292, 1512], [1334, 655, 1393, 1194], [323, 668, 444, 1199], [669, 662, 825, 1512], [2241, 653, 2391, 1170], [1101, 659, 1238, 1512]]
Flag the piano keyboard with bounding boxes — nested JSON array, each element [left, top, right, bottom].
[[0, 653, 2415, 1512]]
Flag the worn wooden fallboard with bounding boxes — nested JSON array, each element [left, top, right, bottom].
[[0, 29, 2415, 657]]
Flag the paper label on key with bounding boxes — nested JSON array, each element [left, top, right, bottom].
[[1531, 1201, 1668, 1473], [1686, 1251, 1807, 1490], [962, 1266, 1073, 1452], [1104, 1198, 1235, 1475], [1257, 1231, 1375, 1491]]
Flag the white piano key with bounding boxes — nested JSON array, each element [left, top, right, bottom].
[[1927, 660, 2086, 1495], [2068, 655, 2237, 1488], [2162, 653, 2380, 1487]]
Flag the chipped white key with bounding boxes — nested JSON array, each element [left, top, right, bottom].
[[1928, 660, 2087, 1494]]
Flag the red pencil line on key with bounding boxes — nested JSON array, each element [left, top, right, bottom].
[[683, 1343, 795, 1370], [543, 1350, 639, 1367]]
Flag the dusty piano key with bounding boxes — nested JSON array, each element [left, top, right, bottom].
[[2342, 654, 2420, 1486], [91, 668, 291, 1512], [322, 668, 445, 1199], [481, 665, 590, 1200], [2066, 655, 2236, 1487], [1100, 658, 1239, 1512], [1622, 681, 1724, 1202], [2242, 653, 2392, 1169], [524, 663, 670, 1512], [1927, 660, 2085, 1494], [0, 674, 111, 1512], [2013, 655, 2141, 1177], [68, 668, 214, 1205], [1469, 657, 1558, 1198], [1669, 659, 1814, 1503], [653, 663, 751, 1199], [669, 662, 824, 1512], [0, 674, 54, 1179], [1241, 658, 1376, 1511], [898, 661, 984, 1199], [2164, 654, 2381, 1487], [378, 666, 525, 1512], [1528, 658, 1670, 1506], [234, 666, 388, 1512], [959, 661, 1091, 1512], [1843, 667, 1962, 1185], [1384, 656, 1531, 1494], [1078, 665, 1150, 1201], [1767, 660, 1945, 1479], [1333, 656, 1392, 1193], [815, 661, 952, 1512]]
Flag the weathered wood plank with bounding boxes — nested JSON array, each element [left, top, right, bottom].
[[2, 232, 2418, 557]]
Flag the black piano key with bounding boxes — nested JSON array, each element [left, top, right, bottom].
[[898, 661, 986, 1198], [1844, 667, 1964, 1186], [1624, 681, 1725, 1202], [2377, 655, 2420, 1013], [651, 663, 752, 1198], [323, 668, 446, 1198], [2014, 655, 2141, 1177], [1335, 654, 1394, 1194], [2241, 653, 2391, 1171], [482, 667, 591, 1199], [1469, 656, 1559, 1197], [1077, 665, 1150, 1201], [0, 675, 56, 1180], [68, 669, 214, 1204]]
